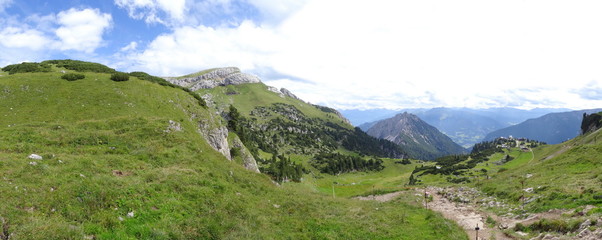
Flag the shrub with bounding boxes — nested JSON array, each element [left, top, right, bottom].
[[110, 72, 130, 82], [486, 216, 497, 227], [2, 62, 51, 74], [61, 73, 85, 81], [528, 218, 581, 233], [129, 71, 170, 85], [42, 59, 116, 73], [230, 147, 241, 158], [514, 222, 526, 232]]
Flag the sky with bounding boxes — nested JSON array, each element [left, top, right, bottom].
[[1, 0, 602, 110]]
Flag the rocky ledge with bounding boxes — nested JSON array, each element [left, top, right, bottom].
[[166, 67, 261, 91]]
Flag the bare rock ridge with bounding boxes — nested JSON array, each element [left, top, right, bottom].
[[166, 67, 261, 91], [166, 67, 304, 102]]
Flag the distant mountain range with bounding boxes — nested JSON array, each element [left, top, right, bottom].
[[365, 112, 466, 160], [352, 107, 568, 148], [484, 109, 602, 144]]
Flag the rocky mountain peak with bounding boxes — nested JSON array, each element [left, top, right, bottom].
[[166, 67, 261, 91], [366, 112, 466, 160]]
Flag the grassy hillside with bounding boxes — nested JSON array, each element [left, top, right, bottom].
[[479, 129, 602, 212], [0, 65, 466, 239], [200, 83, 343, 122], [409, 128, 602, 213]]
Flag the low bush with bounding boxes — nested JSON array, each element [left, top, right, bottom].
[[528, 218, 581, 233], [110, 72, 130, 82], [42, 59, 116, 73], [61, 73, 85, 81], [2, 62, 51, 74]]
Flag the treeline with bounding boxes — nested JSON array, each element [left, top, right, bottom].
[[343, 127, 407, 159], [311, 152, 384, 175], [230, 104, 405, 159], [259, 154, 305, 183]]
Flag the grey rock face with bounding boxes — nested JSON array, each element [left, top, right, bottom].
[[280, 88, 300, 100], [204, 126, 232, 160], [224, 72, 260, 85], [231, 137, 260, 173], [267, 86, 284, 97], [166, 67, 261, 91]]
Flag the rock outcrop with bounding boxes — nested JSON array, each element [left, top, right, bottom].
[[204, 126, 231, 160], [332, 108, 352, 125], [231, 137, 260, 173], [267, 86, 285, 97], [280, 88, 300, 100], [166, 67, 260, 91]]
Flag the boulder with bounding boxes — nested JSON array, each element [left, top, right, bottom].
[[28, 154, 43, 160]]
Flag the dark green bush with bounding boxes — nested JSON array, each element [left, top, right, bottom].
[[2, 62, 51, 74], [61, 73, 85, 81], [528, 218, 581, 233], [42, 60, 116, 73], [514, 222, 526, 232], [129, 71, 170, 85], [128, 71, 206, 107], [110, 72, 130, 82], [230, 147, 241, 158]]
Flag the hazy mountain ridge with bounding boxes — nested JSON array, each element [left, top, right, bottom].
[[352, 107, 569, 148], [484, 108, 602, 144], [366, 112, 466, 160]]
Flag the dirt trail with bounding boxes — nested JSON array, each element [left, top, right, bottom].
[[353, 191, 404, 202], [426, 187, 509, 240], [356, 187, 567, 240]]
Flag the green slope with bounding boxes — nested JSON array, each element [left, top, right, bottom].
[[0, 64, 466, 239], [478, 128, 602, 212]]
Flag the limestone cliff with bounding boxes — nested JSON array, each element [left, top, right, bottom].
[[230, 136, 260, 173], [166, 67, 261, 91]]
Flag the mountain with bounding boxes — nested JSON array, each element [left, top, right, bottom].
[[484, 109, 602, 144], [409, 108, 505, 148], [355, 107, 568, 148], [0, 61, 464, 239], [168, 67, 407, 163], [365, 112, 466, 160]]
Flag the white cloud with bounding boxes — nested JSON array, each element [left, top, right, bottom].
[[0, 0, 12, 12], [120, 41, 138, 52], [125, 20, 280, 76], [246, 0, 308, 24], [125, 0, 602, 110], [0, 27, 51, 50], [0, 8, 112, 65], [264, 0, 602, 110], [55, 8, 112, 53], [115, 0, 186, 25]]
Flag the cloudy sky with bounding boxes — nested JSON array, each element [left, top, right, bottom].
[[1, 0, 602, 110]]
